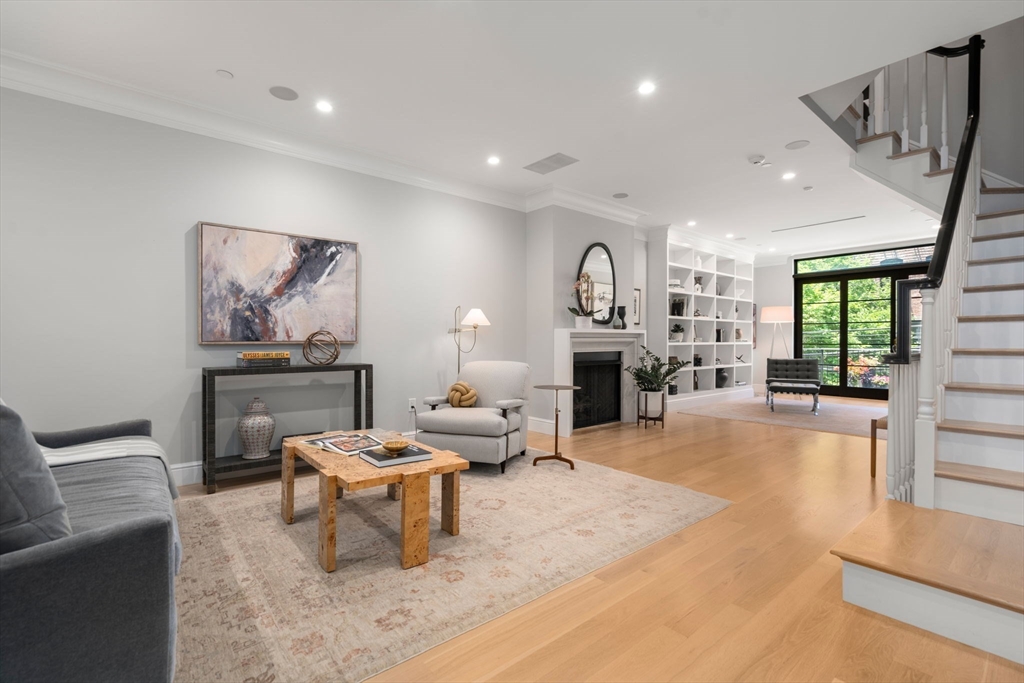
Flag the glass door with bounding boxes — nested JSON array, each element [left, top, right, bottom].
[[846, 276, 892, 391], [799, 280, 842, 389]]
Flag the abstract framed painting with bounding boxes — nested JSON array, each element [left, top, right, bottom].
[[198, 222, 358, 345]]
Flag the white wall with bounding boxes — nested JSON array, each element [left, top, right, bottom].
[[0, 89, 528, 471], [633, 237, 647, 328], [753, 261, 795, 390]]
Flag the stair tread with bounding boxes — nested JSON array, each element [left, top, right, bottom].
[[952, 348, 1024, 356], [981, 187, 1024, 195], [958, 314, 1024, 322], [924, 166, 955, 178], [830, 500, 1024, 613], [944, 382, 1024, 395], [967, 255, 1024, 265], [938, 419, 1024, 439], [973, 230, 1024, 243], [888, 147, 937, 161], [856, 131, 901, 145], [977, 208, 1024, 220], [962, 283, 1024, 293], [935, 461, 1024, 491]]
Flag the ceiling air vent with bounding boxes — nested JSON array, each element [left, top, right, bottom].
[[771, 216, 865, 232], [523, 153, 579, 175]]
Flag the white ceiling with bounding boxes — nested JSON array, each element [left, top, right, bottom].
[[2, 1, 1021, 259]]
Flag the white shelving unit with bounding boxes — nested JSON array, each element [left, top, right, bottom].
[[647, 227, 756, 408]]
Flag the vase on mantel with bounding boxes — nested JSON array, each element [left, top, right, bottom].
[[238, 397, 275, 460], [575, 316, 593, 329]]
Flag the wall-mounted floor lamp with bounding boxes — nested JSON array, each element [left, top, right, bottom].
[[760, 306, 794, 358], [449, 306, 490, 369]]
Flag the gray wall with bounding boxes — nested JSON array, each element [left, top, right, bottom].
[[0, 89, 528, 470], [753, 262, 795, 390]]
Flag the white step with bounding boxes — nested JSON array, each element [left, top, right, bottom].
[[935, 474, 1024, 526], [938, 429, 1024, 472], [961, 285, 1024, 316], [958, 317, 1024, 349], [980, 190, 1024, 216], [944, 387, 1024, 427], [968, 259, 1024, 287], [975, 210, 1024, 237], [952, 350, 1024, 385], [972, 233, 1024, 260]]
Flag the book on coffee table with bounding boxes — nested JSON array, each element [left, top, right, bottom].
[[359, 445, 432, 468], [304, 433, 382, 455]]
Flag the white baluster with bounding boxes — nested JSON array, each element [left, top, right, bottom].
[[883, 64, 891, 133], [901, 59, 910, 152], [914, 289, 937, 507], [867, 79, 875, 137], [940, 57, 949, 168], [920, 54, 929, 148]]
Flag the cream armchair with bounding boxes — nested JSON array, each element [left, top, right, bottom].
[[415, 361, 530, 473]]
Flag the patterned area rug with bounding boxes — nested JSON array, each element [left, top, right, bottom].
[[173, 451, 729, 683], [676, 395, 888, 439]]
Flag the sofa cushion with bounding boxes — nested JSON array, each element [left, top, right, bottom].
[[417, 407, 521, 437], [0, 405, 73, 554], [51, 456, 182, 573]]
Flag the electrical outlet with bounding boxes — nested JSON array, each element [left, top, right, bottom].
[[408, 398, 417, 412]]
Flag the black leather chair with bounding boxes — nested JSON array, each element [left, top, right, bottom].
[[765, 358, 821, 415]]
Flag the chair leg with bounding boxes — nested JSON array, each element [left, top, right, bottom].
[[500, 460, 506, 474]]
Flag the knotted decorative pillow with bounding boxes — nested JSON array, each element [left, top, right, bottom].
[[448, 381, 478, 407]]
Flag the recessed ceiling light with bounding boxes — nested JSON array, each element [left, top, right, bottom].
[[782, 172, 796, 180], [726, 233, 734, 239], [638, 81, 656, 95], [269, 86, 299, 101], [785, 140, 810, 150], [769, 247, 777, 252], [687, 220, 696, 227], [215, 69, 234, 79], [487, 156, 500, 165], [612, 192, 629, 199], [316, 101, 333, 113], [803, 186, 814, 192]]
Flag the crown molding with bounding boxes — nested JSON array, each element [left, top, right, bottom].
[[0, 50, 527, 212], [524, 186, 648, 226]]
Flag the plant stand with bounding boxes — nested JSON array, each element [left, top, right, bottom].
[[637, 389, 667, 429]]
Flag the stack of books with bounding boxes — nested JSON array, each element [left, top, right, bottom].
[[236, 351, 290, 368]]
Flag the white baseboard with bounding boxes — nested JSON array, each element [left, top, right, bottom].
[[527, 417, 555, 436], [666, 386, 755, 409], [171, 461, 203, 487], [842, 562, 1024, 664]]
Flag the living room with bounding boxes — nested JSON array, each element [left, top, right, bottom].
[[1, 2, 1022, 682]]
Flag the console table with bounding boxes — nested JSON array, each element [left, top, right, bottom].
[[201, 364, 373, 493]]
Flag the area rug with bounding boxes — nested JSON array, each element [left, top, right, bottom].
[[676, 395, 887, 438], [173, 450, 729, 683]]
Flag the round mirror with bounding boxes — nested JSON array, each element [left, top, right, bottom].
[[577, 243, 616, 325]]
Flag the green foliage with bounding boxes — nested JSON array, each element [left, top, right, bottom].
[[625, 346, 687, 391]]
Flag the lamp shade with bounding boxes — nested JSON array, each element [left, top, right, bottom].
[[460, 308, 490, 327], [760, 306, 794, 323]]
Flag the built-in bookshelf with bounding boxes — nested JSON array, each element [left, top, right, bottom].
[[647, 227, 756, 407]]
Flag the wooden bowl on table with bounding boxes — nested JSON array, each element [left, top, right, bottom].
[[382, 440, 410, 455]]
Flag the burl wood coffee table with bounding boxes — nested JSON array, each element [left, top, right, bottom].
[[280, 431, 469, 572]]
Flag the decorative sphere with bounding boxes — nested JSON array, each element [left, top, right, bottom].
[[303, 330, 340, 365]]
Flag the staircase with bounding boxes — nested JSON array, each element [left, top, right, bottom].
[[826, 35, 1024, 665]]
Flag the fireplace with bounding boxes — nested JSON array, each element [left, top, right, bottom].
[[573, 351, 622, 428]]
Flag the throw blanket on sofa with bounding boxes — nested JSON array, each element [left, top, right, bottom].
[[39, 436, 178, 499]]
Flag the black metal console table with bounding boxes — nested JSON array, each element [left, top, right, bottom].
[[201, 363, 373, 493]]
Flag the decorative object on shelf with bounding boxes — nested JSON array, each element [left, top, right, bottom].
[[715, 311, 723, 319], [716, 368, 729, 389], [736, 289, 746, 299], [632, 288, 642, 325], [614, 305, 627, 330], [694, 308, 702, 318], [694, 373, 699, 390], [715, 328, 723, 343], [716, 282, 721, 296], [577, 243, 615, 325], [694, 354, 703, 367], [668, 384, 679, 395], [715, 358, 723, 365], [668, 355, 679, 364], [449, 306, 490, 368], [736, 354, 746, 363], [735, 328, 743, 341], [760, 305, 794, 358], [569, 271, 600, 329], [735, 303, 739, 314], [302, 330, 341, 365], [694, 337, 703, 343], [199, 222, 357, 344], [670, 324, 685, 342], [238, 397, 276, 460], [671, 298, 688, 317], [693, 276, 703, 294], [753, 304, 758, 348], [695, 255, 703, 270], [448, 381, 478, 407], [668, 279, 681, 287]]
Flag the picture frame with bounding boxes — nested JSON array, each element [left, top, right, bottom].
[[633, 288, 642, 325], [198, 222, 359, 345]]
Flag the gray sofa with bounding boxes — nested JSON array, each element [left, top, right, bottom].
[[0, 408, 180, 683]]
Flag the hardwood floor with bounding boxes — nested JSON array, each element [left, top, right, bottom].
[[368, 411, 1024, 683]]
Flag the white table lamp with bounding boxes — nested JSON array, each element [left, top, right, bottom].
[[760, 306, 794, 358], [449, 306, 490, 369]]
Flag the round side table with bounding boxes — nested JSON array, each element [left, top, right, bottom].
[[532, 384, 579, 469]]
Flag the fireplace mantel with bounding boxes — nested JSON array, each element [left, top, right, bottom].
[[553, 329, 647, 437]]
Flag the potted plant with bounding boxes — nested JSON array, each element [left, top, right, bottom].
[[625, 346, 688, 419], [568, 272, 602, 329], [670, 324, 685, 342]]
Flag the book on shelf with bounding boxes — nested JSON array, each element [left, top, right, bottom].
[[237, 351, 290, 360], [303, 433, 382, 455], [359, 445, 432, 468], [236, 358, 291, 368]]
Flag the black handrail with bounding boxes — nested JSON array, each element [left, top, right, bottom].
[[887, 34, 984, 365]]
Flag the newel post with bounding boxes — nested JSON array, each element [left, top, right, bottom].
[[914, 288, 937, 507]]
